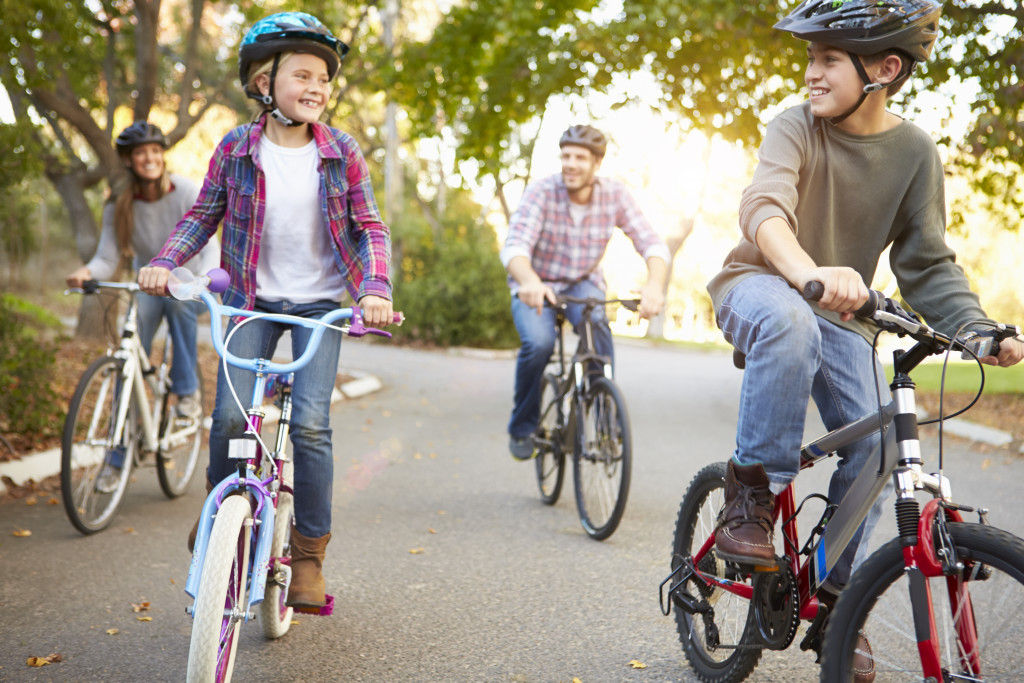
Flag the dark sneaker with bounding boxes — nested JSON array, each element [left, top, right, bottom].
[[509, 435, 536, 461]]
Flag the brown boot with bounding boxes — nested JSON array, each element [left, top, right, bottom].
[[818, 591, 875, 683], [714, 460, 777, 569], [287, 530, 331, 608], [187, 478, 215, 553]]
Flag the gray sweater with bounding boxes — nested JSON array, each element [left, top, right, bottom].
[[86, 173, 219, 280], [708, 102, 988, 340]]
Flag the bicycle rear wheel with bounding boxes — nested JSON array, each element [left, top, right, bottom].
[[573, 376, 631, 540], [187, 494, 252, 683], [61, 356, 136, 534], [671, 462, 762, 682], [260, 464, 294, 639], [156, 362, 206, 498], [820, 521, 1024, 682], [534, 374, 566, 505]]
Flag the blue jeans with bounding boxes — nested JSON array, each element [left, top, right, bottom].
[[508, 280, 613, 439], [716, 274, 890, 589], [137, 292, 201, 396], [207, 299, 343, 538]]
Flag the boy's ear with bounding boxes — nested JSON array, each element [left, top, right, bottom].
[[877, 54, 905, 86]]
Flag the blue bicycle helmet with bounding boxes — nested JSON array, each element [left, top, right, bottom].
[[239, 12, 349, 90]]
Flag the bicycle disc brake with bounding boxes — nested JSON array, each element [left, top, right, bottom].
[[751, 559, 799, 650]]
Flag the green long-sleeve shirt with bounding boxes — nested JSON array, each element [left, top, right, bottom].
[[707, 102, 988, 341]]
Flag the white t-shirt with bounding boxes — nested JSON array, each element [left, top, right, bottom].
[[255, 136, 346, 303]]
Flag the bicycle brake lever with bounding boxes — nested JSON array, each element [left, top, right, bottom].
[[347, 308, 394, 339]]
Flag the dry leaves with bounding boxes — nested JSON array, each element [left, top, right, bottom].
[[628, 659, 647, 669], [26, 653, 62, 667], [12, 528, 31, 537]]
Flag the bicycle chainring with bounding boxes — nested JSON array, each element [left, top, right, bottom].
[[751, 559, 799, 650]]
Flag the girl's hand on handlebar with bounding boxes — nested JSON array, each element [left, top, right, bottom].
[[358, 295, 394, 328], [138, 265, 171, 296], [799, 267, 869, 322]]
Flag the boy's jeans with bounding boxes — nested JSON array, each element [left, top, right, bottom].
[[507, 280, 613, 440], [717, 274, 890, 589], [206, 298, 342, 539], [137, 292, 201, 397]]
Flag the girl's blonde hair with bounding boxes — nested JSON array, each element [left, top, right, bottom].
[[111, 153, 172, 273], [244, 52, 297, 111]]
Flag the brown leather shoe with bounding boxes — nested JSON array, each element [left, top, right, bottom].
[[714, 460, 777, 569], [819, 591, 875, 683], [287, 530, 331, 608]]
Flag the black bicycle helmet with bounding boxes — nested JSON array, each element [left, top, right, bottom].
[[559, 125, 608, 158], [238, 12, 349, 90], [115, 121, 168, 154], [774, 0, 941, 62]]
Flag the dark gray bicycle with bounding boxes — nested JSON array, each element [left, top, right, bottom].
[[533, 295, 639, 541]]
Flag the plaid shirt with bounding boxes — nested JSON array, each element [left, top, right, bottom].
[[150, 118, 391, 310], [500, 174, 669, 293]]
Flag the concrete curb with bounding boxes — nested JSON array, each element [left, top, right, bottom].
[[0, 371, 383, 497]]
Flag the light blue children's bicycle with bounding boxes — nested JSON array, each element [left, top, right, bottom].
[[169, 268, 399, 682]]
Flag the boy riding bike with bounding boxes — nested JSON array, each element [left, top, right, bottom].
[[706, 0, 1024, 679]]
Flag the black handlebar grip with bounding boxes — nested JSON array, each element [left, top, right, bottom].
[[802, 281, 882, 318]]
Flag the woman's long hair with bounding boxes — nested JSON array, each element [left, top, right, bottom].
[[110, 154, 172, 274]]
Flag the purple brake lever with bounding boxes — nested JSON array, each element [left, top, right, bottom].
[[347, 307, 395, 339]]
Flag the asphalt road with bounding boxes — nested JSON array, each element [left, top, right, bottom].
[[2, 339, 1022, 682]]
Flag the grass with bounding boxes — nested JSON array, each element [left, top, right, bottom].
[[888, 360, 1024, 395]]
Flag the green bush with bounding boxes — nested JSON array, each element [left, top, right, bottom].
[[0, 295, 64, 438], [395, 207, 518, 349]]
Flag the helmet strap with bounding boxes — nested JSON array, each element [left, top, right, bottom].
[[248, 54, 303, 128], [827, 52, 876, 126]]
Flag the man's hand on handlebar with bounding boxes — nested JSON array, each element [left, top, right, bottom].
[[518, 280, 557, 315], [138, 265, 172, 296], [798, 267, 870, 322], [637, 280, 665, 320], [358, 295, 394, 328]]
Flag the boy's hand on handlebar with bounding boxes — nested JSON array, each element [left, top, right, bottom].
[[518, 281, 557, 315], [138, 266, 171, 296], [799, 267, 869, 322], [637, 281, 665, 320], [983, 337, 1024, 368], [358, 295, 393, 328]]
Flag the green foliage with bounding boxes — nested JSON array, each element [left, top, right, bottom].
[[0, 295, 63, 438], [395, 196, 518, 349]]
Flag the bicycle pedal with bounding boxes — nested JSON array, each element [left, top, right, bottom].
[[292, 594, 334, 616]]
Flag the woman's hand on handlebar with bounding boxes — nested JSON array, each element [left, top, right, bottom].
[[358, 294, 394, 328], [66, 266, 92, 289], [138, 265, 171, 296], [798, 267, 870, 322]]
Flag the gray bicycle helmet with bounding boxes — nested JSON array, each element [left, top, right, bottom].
[[115, 121, 168, 154], [559, 125, 607, 158], [774, 0, 942, 62]]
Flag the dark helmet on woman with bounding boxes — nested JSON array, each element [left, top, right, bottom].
[[115, 120, 168, 155], [559, 125, 608, 159]]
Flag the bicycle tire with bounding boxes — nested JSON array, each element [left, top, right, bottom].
[[672, 462, 762, 683], [60, 355, 137, 534], [573, 376, 631, 540], [259, 478, 294, 639], [535, 373, 566, 505], [156, 362, 206, 498], [820, 521, 1024, 682], [187, 494, 252, 683]]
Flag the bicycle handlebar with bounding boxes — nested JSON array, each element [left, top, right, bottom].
[[547, 295, 642, 313]]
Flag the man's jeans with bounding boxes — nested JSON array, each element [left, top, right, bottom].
[[717, 274, 890, 589], [207, 299, 342, 539], [508, 280, 613, 439], [137, 292, 201, 396]]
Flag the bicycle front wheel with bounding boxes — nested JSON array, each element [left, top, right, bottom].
[[61, 356, 136, 534], [156, 362, 206, 498], [259, 473, 294, 639], [535, 373, 566, 505], [820, 521, 1024, 682], [187, 494, 252, 683], [573, 376, 631, 540], [671, 462, 762, 682]]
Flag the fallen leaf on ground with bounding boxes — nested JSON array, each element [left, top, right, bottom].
[[48, 498, 59, 505], [25, 496, 37, 506], [131, 602, 151, 613], [980, 458, 991, 470], [136, 616, 152, 622], [628, 659, 647, 669], [408, 547, 425, 554], [26, 653, 62, 667], [12, 529, 31, 537], [106, 628, 119, 635]]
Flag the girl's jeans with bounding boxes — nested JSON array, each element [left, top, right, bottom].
[[137, 292, 201, 396], [717, 274, 890, 590], [508, 280, 613, 440], [206, 298, 342, 539]]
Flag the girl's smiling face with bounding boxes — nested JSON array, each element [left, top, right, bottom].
[[258, 52, 332, 125]]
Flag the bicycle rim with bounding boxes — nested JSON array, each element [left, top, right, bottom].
[[259, 485, 294, 639], [672, 462, 762, 682], [187, 495, 252, 683], [61, 356, 136, 534], [821, 522, 1024, 682], [573, 377, 631, 540], [535, 374, 566, 505], [157, 362, 205, 498]]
